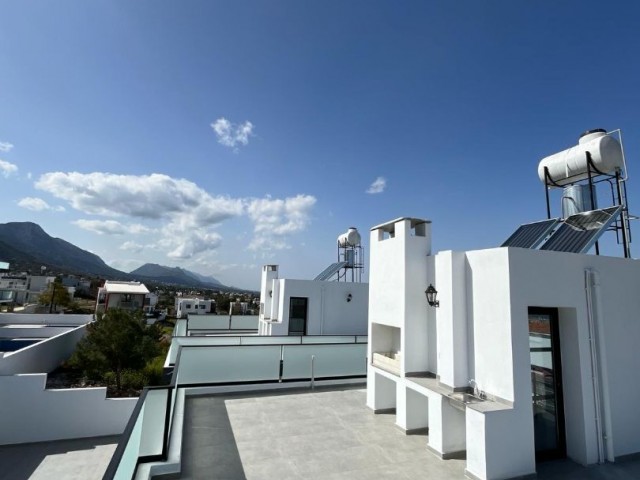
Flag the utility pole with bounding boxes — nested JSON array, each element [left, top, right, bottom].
[[49, 282, 56, 314]]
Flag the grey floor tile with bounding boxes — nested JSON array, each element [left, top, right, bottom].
[[179, 388, 640, 480]]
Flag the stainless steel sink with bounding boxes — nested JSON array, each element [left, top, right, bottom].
[[447, 392, 484, 410]]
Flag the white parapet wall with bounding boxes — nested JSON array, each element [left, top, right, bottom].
[[0, 324, 87, 375], [0, 374, 137, 445], [0, 313, 93, 326]]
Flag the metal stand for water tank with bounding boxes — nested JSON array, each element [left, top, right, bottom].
[[543, 152, 631, 258]]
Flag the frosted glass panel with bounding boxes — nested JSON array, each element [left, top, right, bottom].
[[180, 337, 241, 345], [169, 337, 240, 364], [231, 316, 259, 330], [167, 342, 179, 365], [282, 344, 367, 379], [301, 336, 355, 344], [174, 319, 187, 337], [139, 389, 167, 457], [113, 404, 144, 480], [177, 345, 281, 385], [240, 336, 299, 345], [189, 316, 229, 330]]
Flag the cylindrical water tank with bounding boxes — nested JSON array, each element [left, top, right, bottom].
[[337, 227, 361, 247], [538, 129, 623, 186], [561, 184, 597, 218]]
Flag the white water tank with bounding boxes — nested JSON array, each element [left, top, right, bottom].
[[338, 227, 361, 247], [538, 129, 623, 186]]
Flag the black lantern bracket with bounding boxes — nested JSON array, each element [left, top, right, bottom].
[[425, 284, 439, 308]]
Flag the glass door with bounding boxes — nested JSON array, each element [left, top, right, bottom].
[[528, 307, 566, 461], [288, 297, 308, 336]]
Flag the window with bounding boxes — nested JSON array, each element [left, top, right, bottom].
[[186, 304, 191, 309], [199, 305, 205, 309]]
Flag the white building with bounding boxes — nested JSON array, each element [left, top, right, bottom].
[[259, 228, 368, 336], [366, 130, 640, 480], [175, 297, 214, 319], [96, 281, 149, 314], [0, 274, 55, 305], [366, 216, 640, 479]]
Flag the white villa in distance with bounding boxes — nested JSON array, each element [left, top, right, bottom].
[[367, 129, 640, 479], [175, 297, 214, 319], [95, 280, 149, 315], [259, 227, 368, 336]]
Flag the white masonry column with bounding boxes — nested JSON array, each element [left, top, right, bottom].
[[435, 250, 468, 389]]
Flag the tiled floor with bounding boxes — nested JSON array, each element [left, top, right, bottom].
[[181, 387, 466, 479], [180, 387, 640, 480], [0, 435, 119, 480]]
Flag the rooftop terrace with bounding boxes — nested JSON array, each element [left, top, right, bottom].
[[176, 388, 640, 480]]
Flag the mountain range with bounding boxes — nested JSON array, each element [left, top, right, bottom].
[[0, 222, 242, 291], [129, 263, 223, 289]]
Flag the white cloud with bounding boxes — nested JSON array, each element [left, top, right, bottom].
[[36, 172, 243, 222], [0, 142, 13, 153], [17, 197, 65, 212], [120, 241, 144, 253], [35, 170, 317, 258], [164, 230, 222, 259], [211, 118, 254, 150], [246, 194, 316, 250], [0, 159, 18, 178], [73, 219, 151, 235], [366, 176, 386, 194], [248, 236, 291, 251], [74, 219, 128, 235]]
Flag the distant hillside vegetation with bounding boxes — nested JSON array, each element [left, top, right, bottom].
[[0, 222, 127, 278], [0, 222, 250, 291]]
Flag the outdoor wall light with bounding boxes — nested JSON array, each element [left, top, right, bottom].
[[425, 284, 439, 307], [346, 293, 352, 302], [269, 290, 273, 298]]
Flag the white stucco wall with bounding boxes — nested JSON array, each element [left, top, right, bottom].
[[507, 248, 640, 462], [267, 280, 368, 336], [0, 313, 92, 326], [0, 374, 136, 445], [0, 324, 87, 375], [368, 218, 432, 377], [367, 212, 640, 477], [464, 249, 515, 402]]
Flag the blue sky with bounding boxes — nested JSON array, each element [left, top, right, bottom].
[[1, 1, 640, 289]]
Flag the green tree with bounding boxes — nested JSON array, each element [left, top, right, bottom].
[[214, 293, 230, 314], [38, 278, 71, 311], [69, 309, 162, 391]]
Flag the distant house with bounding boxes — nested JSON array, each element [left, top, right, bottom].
[[0, 274, 55, 305], [95, 281, 149, 315], [175, 298, 214, 319], [258, 228, 369, 336], [143, 292, 159, 314]]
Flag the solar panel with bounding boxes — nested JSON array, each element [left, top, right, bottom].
[[314, 261, 348, 281], [539, 206, 622, 254], [501, 218, 560, 249]]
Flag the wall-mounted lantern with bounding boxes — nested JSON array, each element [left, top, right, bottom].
[[269, 290, 273, 298], [425, 284, 439, 307], [346, 293, 352, 302]]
